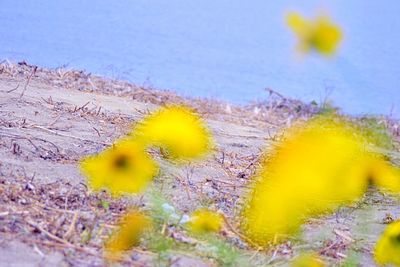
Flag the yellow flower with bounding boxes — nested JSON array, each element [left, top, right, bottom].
[[241, 116, 400, 246], [187, 208, 223, 234], [374, 220, 400, 266], [133, 105, 213, 161], [370, 159, 400, 193], [80, 139, 158, 196], [286, 12, 342, 56], [291, 253, 325, 267], [105, 210, 152, 254]]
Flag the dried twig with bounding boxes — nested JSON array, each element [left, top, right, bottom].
[[221, 214, 261, 248], [29, 124, 111, 146], [26, 219, 70, 245], [20, 66, 37, 98], [6, 83, 20, 93], [63, 212, 79, 240]]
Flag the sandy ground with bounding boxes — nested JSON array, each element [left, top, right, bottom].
[[0, 62, 399, 266]]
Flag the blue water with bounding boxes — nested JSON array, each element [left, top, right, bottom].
[[1, 1, 399, 116]]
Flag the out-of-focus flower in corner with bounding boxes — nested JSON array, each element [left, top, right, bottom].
[[286, 12, 342, 56], [105, 210, 152, 255], [187, 208, 223, 234], [133, 105, 213, 161], [240, 116, 400, 246], [291, 253, 325, 267], [374, 220, 400, 266], [80, 139, 158, 196]]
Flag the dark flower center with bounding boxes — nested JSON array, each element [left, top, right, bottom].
[[114, 154, 130, 170], [390, 233, 400, 245]]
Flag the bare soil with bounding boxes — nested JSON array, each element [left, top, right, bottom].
[[0, 61, 399, 266]]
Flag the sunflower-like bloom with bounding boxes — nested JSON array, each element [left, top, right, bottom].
[[241, 116, 400, 246], [187, 208, 223, 234], [105, 210, 152, 254], [291, 253, 325, 267], [374, 220, 400, 266], [133, 105, 213, 161], [80, 139, 158, 196], [286, 12, 342, 56]]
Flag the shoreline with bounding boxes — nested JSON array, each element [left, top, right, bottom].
[[1, 60, 398, 118], [0, 60, 334, 118]]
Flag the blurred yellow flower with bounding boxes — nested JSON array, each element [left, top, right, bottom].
[[133, 105, 213, 161], [241, 116, 400, 246], [286, 12, 342, 56], [105, 210, 152, 254], [291, 253, 325, 267], [188, 208, 223, 234], [374, 220, 400, 266], [370, 159, 400, 193], [80, 139, 158, 196]]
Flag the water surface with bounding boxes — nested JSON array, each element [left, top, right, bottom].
[[1, 1, 399, 116]]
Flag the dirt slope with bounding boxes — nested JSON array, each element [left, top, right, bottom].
[[0, 62, 399, 266]]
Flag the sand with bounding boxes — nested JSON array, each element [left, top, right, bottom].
[[0, 61, 399, 266]]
